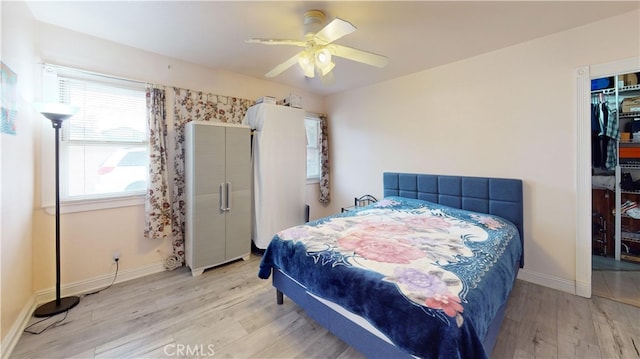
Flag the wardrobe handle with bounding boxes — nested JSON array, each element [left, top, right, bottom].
[[219, 183, 226, 212], [226, 182, 232, 211]]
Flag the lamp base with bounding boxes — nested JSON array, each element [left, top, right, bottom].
[[33, 296, 80, 318]]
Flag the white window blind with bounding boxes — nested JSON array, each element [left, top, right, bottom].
[[41, 65, 148, 205], [60, 78, 148, 143], [305, 116, 321, 181]]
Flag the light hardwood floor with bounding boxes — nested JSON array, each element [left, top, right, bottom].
[[592, 270, 640, 308], [11, 255, 640, 359], [592, 255, 640, 308]]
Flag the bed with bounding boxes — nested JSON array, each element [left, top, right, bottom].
[[258, 172, 524, 358]]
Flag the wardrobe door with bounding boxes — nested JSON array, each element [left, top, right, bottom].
[[187, 123, 226, 271], [224, 126, 251, 259]]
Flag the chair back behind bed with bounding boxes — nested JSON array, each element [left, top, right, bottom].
[[383, 172, 524, 267]]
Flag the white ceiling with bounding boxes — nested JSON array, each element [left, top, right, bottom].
[[26, 1, 639, 96]]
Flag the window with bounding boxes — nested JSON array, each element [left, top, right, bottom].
[[305, 115, 322, 182], [41, 66, 148, 209]]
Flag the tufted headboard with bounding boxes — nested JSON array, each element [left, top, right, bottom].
[[383, 172, 524, 267]]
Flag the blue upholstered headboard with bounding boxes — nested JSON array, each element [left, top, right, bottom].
[[383, 172, 524, 267]]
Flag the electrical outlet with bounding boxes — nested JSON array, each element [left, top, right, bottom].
[[112, 251, 121, 262]]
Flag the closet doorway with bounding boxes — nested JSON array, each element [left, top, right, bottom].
[[590, 69, 640, 308]]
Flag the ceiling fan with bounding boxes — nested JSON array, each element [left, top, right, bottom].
[[247, 10, 389, 80]]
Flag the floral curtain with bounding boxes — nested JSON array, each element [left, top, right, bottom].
[[171, 87, 254, 263], [319, 114, 330, 204], [144, 86, 172, 239]]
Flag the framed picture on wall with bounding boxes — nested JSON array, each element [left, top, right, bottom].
[[1, 61, 18, 135]]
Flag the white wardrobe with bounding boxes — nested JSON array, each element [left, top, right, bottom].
[[185, 121, 251, 276], [243, 104, 307, 249]]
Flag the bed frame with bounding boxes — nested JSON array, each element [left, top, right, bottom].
[[272, 172, 524, 358]]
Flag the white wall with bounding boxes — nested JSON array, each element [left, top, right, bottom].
[[0, 0, 37, 348], [325, 10, 640, 292], [31, 22, 325, 293]]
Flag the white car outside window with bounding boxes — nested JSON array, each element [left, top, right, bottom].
[[96, 148, 149, 194]]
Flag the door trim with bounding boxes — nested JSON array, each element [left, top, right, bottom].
[[576, 57, 640, 298]]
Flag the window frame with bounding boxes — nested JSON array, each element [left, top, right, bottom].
[[40, 65, 149, 214], [304, 114, 322, 184]]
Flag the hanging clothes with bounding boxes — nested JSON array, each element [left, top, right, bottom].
[[591, 93, 619, 171], [601, 101, 619, 170], [592, 103, 604, 168]]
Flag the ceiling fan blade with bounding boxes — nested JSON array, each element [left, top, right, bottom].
[[330, 44, 389, 68], [246, 38, 307, 47], [312, 18, 356, 44], [265, 51, 303, 78]]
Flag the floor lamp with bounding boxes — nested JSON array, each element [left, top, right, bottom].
[[33, 104, 80, 318]]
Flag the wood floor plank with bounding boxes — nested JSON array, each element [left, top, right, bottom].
[[601, 271, 640, 307], [297, 327, 359, 359], [250, 313, 328, 358], [94, 333, 175, 359], [556, 292, 602, 358], [592, 269, 640, 308], [504, 279, 527, 322], [214, 310, 309, 358], [514, 283, 558, 358], [490, 317, 518, 359], [10, 254, 640, 359], [590, 295, 640, 359]]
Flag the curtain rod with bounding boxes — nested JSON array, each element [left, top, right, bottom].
[[40, 62, 155, 87], [41, 63, 326, 115]]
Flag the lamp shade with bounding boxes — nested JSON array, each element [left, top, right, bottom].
[[36, 103, 78, 121]]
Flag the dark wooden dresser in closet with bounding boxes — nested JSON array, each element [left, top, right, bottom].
[[592, 188, 615, 256]]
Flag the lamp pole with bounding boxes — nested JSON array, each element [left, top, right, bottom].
[[33, 106, 80, 318]]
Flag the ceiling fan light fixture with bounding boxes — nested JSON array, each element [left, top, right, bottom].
[[319, 62, 335, 77], [318, 60, 335, 77], [298, 52, 315, 77], [315, 48, 331, 65], [315, 48, 334, 76]]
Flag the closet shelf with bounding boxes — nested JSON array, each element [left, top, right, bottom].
[[619, 112, 640, 119], [619, 140, 640, 145], [602, 84, 640, 94], [621, 232, 640, 242], [619, 164, 640, 170]]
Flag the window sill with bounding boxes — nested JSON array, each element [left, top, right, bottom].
[[306, 177, 320, 185], [43, 194, 145, 215]]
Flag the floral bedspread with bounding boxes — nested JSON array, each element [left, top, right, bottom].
[[258, 196, 522, 358]]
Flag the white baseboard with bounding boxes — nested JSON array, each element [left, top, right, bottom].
[[1, 261, 166, 359], [0, 295, 36, 359], [34, 261, 165, 304], [517, 268, 577, 295]]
